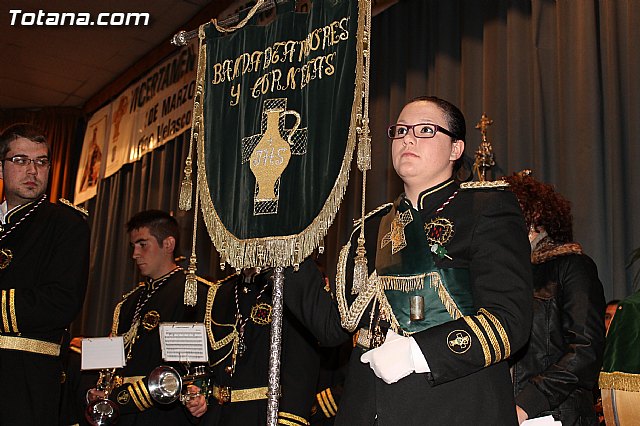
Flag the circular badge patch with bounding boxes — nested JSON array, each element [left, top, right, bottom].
[[447, 330, 471, 354], [117, 390, 130, 405], [142, 310, 160, 331]]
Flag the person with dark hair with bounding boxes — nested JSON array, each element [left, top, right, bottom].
[[0, 123, 91, 425], [86, 209, 212, 425], [505, 172, 606, 425], [285, 96, 533, 424], [604, 299, 620, 335]]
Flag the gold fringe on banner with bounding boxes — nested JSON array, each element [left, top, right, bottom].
[[192, 0, 370, 270], [599, 371, 640, 392]]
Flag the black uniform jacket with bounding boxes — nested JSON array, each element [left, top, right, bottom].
[[203, 267, 339, 426], [336, 179, 533, 426], [0, 198, 90, 426], [511, 242, 605, 425], [107, 269, 212, 425]]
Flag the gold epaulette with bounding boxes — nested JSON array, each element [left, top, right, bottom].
[[459, 180, 509, 190], [58, 198, 89, 217]]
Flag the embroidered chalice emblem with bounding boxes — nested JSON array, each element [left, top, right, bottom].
[[241, 98, 308, 215]]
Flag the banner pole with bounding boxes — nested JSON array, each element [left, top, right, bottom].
[[266, 266, 285, 426]]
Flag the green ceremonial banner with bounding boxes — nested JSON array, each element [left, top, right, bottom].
[[188, 0, 370, 269]]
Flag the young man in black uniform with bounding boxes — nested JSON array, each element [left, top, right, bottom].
[[0, 123, 91, 425], [87, 210, 211, 425]]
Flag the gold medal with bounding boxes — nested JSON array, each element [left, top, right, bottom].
[[141, 310, 160, 330], [250, 303, 272, 325], [424, 217, 455, 260], [0, 249, 13, 269]]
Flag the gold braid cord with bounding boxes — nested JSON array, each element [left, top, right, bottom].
[[179, 32, 207, 212], [335, 240, 401, 334], [192, 1, 370, 270], [212, 0, 265, 33], [203, 274, 243, 367]]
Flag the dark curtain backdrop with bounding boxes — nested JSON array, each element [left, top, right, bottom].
[[74, 0, 639, 336]]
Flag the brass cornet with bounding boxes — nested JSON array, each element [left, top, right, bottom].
[[148, 364, 212, 404], [85, 369, 121, 426]]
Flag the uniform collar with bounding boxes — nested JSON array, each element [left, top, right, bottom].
[[413, 178, 458, 212], [145, 266, 182, 290], [0, 198, 40, 224]]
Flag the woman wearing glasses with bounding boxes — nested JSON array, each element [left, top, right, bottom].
[[322, 96, 534, 425]]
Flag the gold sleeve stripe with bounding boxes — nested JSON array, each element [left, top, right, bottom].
[[129, 382, 152, 411], [477, 314, 501, 362], [321, 389, 338, 415], [463, 316, 491, 367], [479, 308, 511, 358], [127, 385, 145, 411], [316, 391, 332, 418], [9, 289, 17, 333], [2, 290, 9, 332], [278, 411, 310, 425], [136, 380, 154, 408]]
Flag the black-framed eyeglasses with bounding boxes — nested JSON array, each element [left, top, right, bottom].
[[387, 123, 458, 140], [2, 155, 51, 168]]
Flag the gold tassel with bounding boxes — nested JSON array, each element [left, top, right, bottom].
[[183, 256, 198, 306], [179, 157, 193, 211], [352, 236, 368, 294]]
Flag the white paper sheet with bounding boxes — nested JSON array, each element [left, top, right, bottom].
[[81, 336, 125, 370], [522, 415, 562, 425]]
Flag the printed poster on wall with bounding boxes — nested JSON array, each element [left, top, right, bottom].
[[75, 105, 109, 204]]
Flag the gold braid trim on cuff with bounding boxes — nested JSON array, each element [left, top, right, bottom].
[[599, 371, 640, 392], [2, 290, 9, 332], [479, 308, 511, 358], [278, 411, 310, 425], [463, 316, 491, 367], [9, 289, 17, 332], [0, 335, 61, 356], [477, 314, 501, 362], [318, 388, 338, 417]]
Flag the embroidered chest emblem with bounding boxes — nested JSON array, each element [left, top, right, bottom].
[[424, 217, 454, 260], [381, 210, 413, 254], [0, 249, 13, 269]]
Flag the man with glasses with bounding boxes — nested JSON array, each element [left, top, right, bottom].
[[0, 123, 90, 425], [285, 96, 533, 424]]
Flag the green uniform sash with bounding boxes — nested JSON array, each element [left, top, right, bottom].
[[375, 203, 474, 334]]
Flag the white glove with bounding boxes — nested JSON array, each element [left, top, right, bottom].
[[360, 329, 430, 384]]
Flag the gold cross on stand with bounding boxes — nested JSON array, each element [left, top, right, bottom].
[[473, 113, 496, 182]]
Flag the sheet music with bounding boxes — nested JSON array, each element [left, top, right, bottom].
[[159, 322, 209, 362]]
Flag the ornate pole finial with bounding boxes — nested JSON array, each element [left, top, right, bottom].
[[473, 113, 496, 181]]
